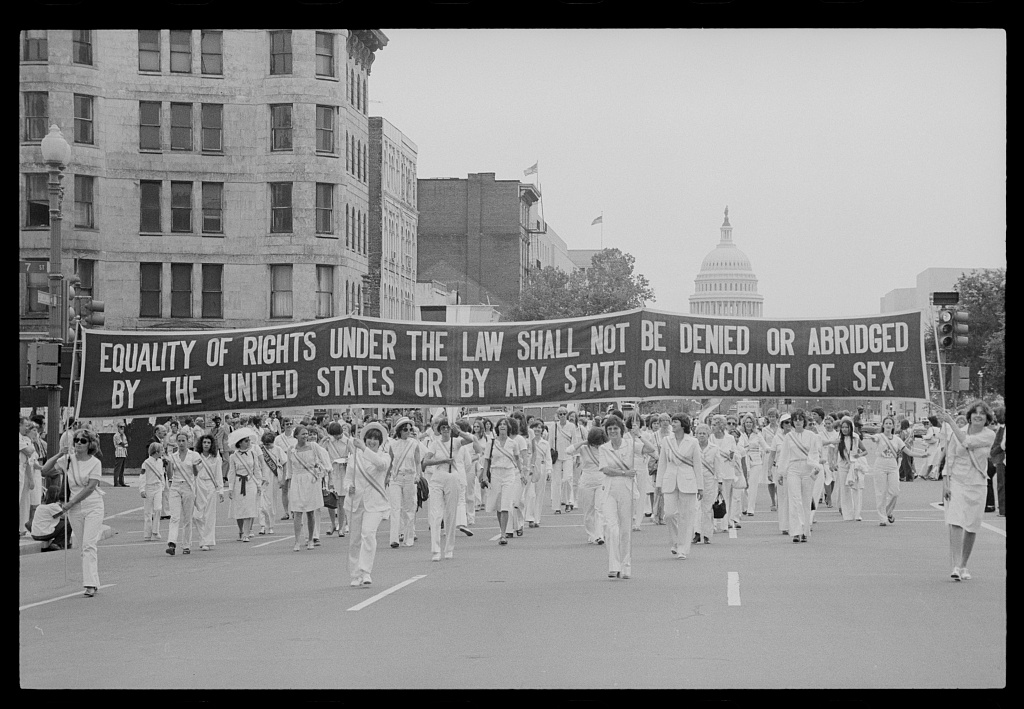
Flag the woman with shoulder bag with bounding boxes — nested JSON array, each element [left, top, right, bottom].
[[40, 430, 105, 597], [322, 422, 352, 537], [388, 417, 422, 549], [482, 417, 523, 545]]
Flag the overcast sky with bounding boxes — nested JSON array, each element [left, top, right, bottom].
[[371, 29, 1005, 319]]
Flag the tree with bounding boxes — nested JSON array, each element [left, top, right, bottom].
[[953, 268, 1005, 397], [505, 248, 656, 321]]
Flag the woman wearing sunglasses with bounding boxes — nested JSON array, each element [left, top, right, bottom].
[[41, 431, 105, 597]]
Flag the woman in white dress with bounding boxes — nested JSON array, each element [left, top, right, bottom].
[[599, 416, 656, 579], [738, 415, 767, 517], [40, 430, 105, 597], [254, 431, 282, 536], [482, 417, 524, 545], [655, 414, 701, 559], [284, 425, 327, 551], [227, 432, 262, 542], [388, 417, 422, 549], [939, 402, 996, 581], [776, 410, 822, 543], [321, 422, 352, 537], [345, 422, 392, 586], [834, 416, 867, 521], [165, 432, 201, 556], [566, 426, 608, 544], [193, 434, 225, 551]]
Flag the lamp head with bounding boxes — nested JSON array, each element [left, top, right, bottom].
[[40, 124, 71, 166]]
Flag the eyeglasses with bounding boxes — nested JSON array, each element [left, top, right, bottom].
[[74, 437, 89, 444], [558, 413, 566, 416]]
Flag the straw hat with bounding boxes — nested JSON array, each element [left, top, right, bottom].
[[779, 413, 792, 424], [227, 428, 255, 448], [361, 422, 389, 441], [391, 416, 413, 435]]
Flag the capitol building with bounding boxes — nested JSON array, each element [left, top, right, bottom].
[[689, 207, 764, 317]]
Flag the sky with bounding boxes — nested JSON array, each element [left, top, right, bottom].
[[371, 29, 1005, 320]]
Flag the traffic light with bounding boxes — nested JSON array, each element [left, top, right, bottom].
[[27, 341, 61, 387], [937, 307, 955, 350], [953, 365, 971, 392], [950, 309, 968, 348], [66, 275, 82, 341], [80, 297, 105, 327]]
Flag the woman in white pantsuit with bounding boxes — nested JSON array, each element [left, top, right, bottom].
[[41, 431, 105, 597], [939, 402, 996, 581], [165, 433, 201, 556], [655, 414, 701, 559], [139, 443, 166, 541], [834, 417, 867, 521], [738, 415, 766, 517], [766, 414, 794, 534], [524, 420, 552, 529], [193, 434, 224, 551], [346, 423, 392, 586], [422, 418, 479, 561], [567, 427, 608, 544], [693, 424, 719, 544], [387, 417, 422, 549], [776, 410, 822, 543], [869, 416, 928, 526], [549, 408, 582, 515], [599, 416, 656, 579]]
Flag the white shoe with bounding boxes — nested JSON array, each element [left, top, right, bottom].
[[268, 528, 274, 535], [444, 552, 453, 559], [432, 553, 441, 561], [959, 567, 971, 580], [350, 578, 362, 587], [362, 576, 372, 586]]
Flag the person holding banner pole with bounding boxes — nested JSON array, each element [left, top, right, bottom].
[[193, 434, 225, 551], [599, 415, 655, 579], [345, 422, 392, 586], [387, 417, 422, 549]]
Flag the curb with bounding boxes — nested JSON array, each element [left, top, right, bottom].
[[19, 524, 116, 557]]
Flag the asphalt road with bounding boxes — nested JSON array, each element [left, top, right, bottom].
[[19, 477, 1005, 689]]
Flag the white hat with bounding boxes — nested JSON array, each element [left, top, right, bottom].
[[779, 413, 792, 423], [391, 417, 413, 436], [228, 428, 255, 448], [361, 422, 388, 441]]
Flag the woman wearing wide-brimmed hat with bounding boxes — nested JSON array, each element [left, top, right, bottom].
[[227, 428, 263, 542], [387, 417, 422, 549], [345, 422, 391, 586], [284, 425, 327, 551]]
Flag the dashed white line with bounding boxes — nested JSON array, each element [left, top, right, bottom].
[[728, 527, 738, 539], [727, 572, 740, 606], [347, 575, 427, 611], [104, 506, 143, 521], [20, 584, 117, 611], [981, 522, 1006, 537], [253, 536, 296, 548]]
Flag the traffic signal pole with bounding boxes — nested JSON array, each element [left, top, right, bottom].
[[930, 304, 947, 411]]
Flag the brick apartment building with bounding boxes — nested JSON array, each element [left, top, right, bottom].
[[416, 172, 540, 311], [19, 29, 387, 335]]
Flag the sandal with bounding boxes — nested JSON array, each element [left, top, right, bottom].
[[516, 528, 523, 537], [499, 538, 508, 545], [83, 586, 97, 597]]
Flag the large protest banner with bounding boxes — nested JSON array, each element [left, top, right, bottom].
[[76, 308, 928, 417]]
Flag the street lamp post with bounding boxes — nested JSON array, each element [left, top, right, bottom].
[[40, 124, 71, 458]]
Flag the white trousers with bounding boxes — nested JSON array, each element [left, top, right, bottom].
[[167, 481, 195, 549], [873, 470, 899, 522], [453, 468, 468, 528], [601, 476, 635, 575], [258, 475, 277, 529], [720, 479, 736, 528], [776, 474, 791, 532], [428, 472, 459, 556], [193, 484, 218, 546], [347, 507, 385, 581], [389, 481, 417, 545], [746, 463, 764, 514], [579, 472, 606, 542], [663, 489, 697, 556], [695, 474, 717, 537], [787, 473, 815, 537], [68, 496, 104, 588], [551, 458, 573, 510], [525, 474, 547, 524], [142, 486, 164, 539]]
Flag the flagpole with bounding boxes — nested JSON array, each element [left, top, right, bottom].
[[600, 211, 604, 249]]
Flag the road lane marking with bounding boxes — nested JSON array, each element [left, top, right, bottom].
[[20, 584, 117, 611], [489, 534, 502, 541], [254, 536, 296, 548], [104, 506, 143, 521], [347, 575, 427, 612], [727, 572, 740, 606], [930, 502, 1005, 536], [728, 527, 738, 539]]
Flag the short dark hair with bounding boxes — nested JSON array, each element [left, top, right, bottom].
[[364, 428, 383, 444], [603, 415, 625, 433], [671, 413, 691, 433], [964, 400, 994, 426], [586, 427, 608, 446], [327, 422, 343, 436], [790, 409, 807, 424]]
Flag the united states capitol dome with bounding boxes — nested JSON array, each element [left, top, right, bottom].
[[689, 207, 764, 318]]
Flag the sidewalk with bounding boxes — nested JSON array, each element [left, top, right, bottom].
[[19, 473, 122, 556]]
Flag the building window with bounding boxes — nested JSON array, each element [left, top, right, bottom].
[[139, 101, 161, 150], [201, 182, 223, 234], [171, 182, 193, 233], [23, 30, 47, 62], [23, 258, 48, 316], [170, 103, 192, 151], [74, 95, 94, 145], [25, 174, 49, 228], [74, 175, 95, 228], [316, 105, 336, 153], [345, 204, 350, 248], [140, 180, 161, 233], [72, 30, 93, 65], [362, 77, 368, 114], [140, 263, 162, 317], [75, 258, 96, 299], [269, 30, 292, 75], [201, 103, 222, 152], [270, 182, 292, 233], [201, 264, 223, 318], [270, 104, 292, 151], [139, 30, 161, 71], [23, 92, 47, 143], [316, 265, 334, 318], [316, 183, 334, 234], [315, 32, 335, 77], [171, 263, 192, 318], [170, 30, 192, 73], [270, 265, 292, 318], [200, 30, 222, 75]]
